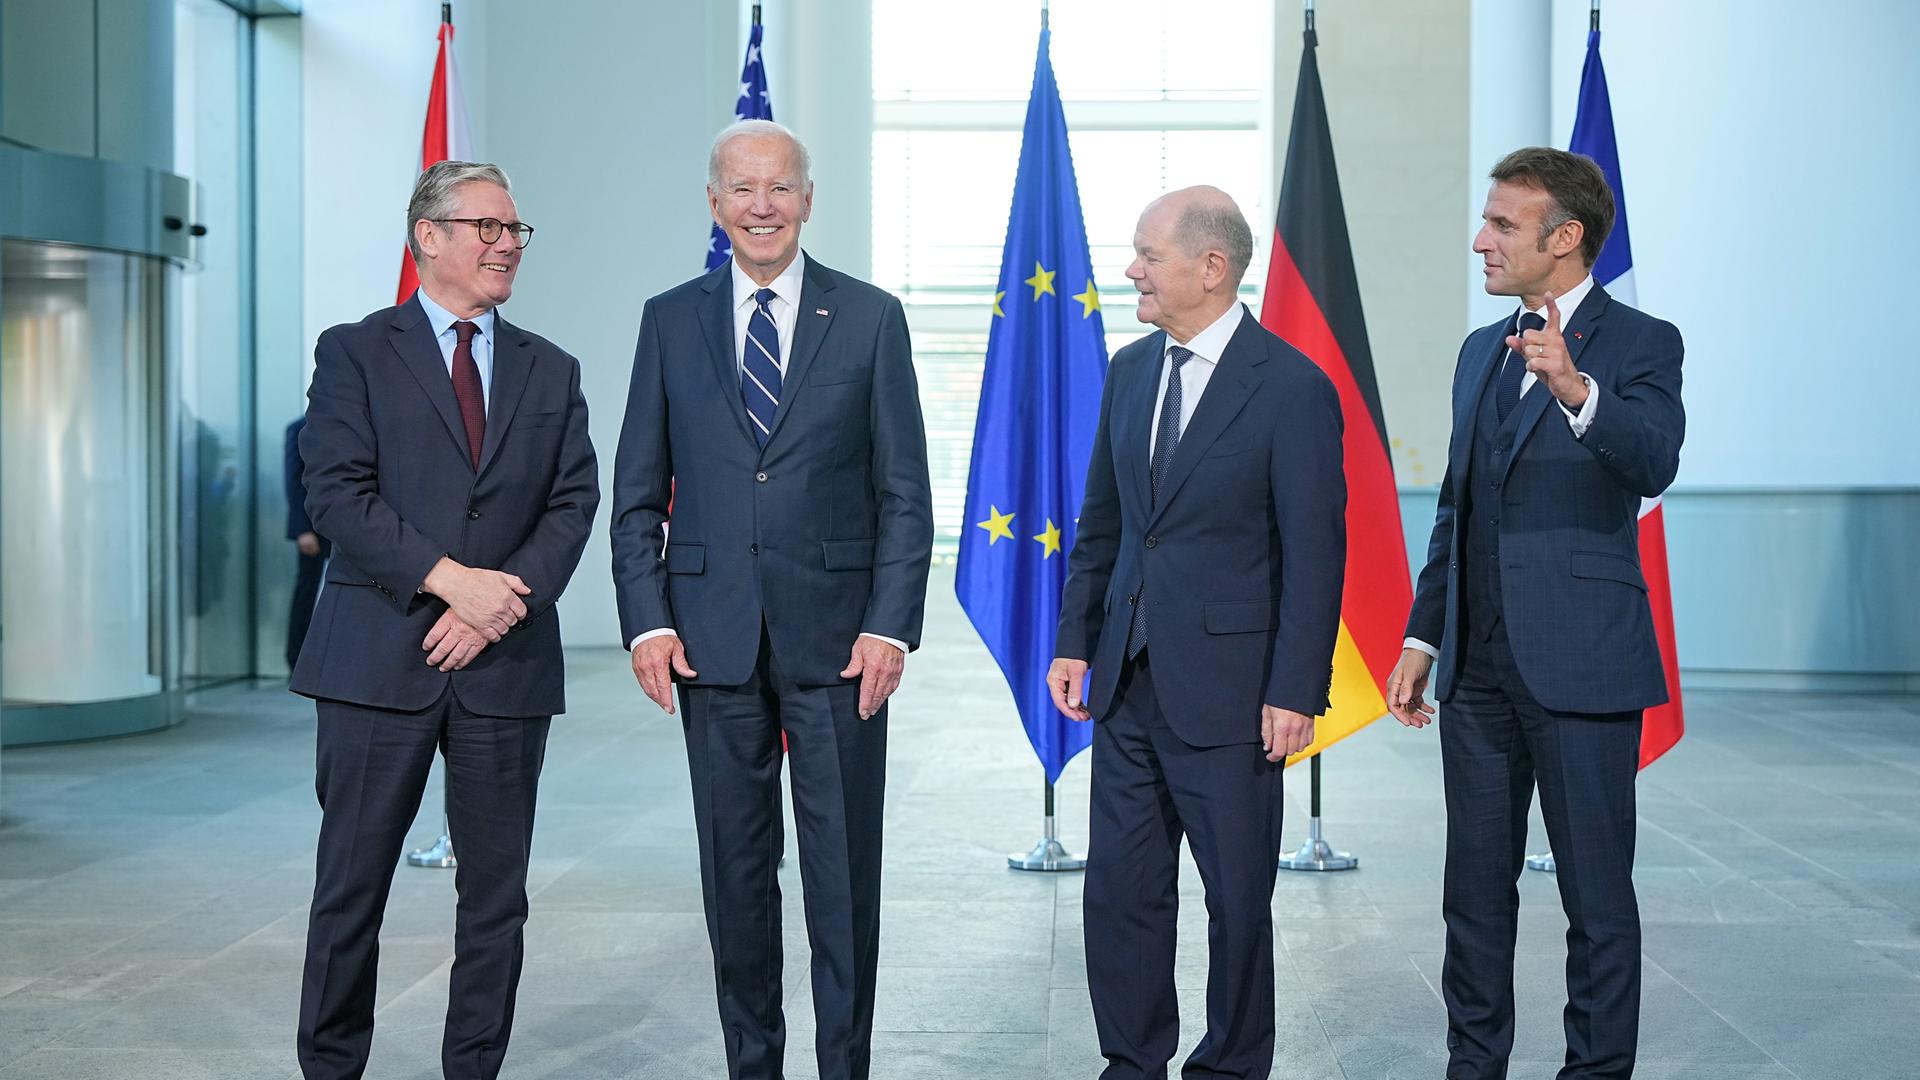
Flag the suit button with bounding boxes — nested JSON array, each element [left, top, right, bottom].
[[1126, 594, 1136, 605], [1144, 535, 1158, 549], [467, 507, 481, 520], [755, 471, 768, 483], [1490, 517, 1500, 526], [750, 543, 759, 555]]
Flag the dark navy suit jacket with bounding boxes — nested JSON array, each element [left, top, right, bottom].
[[1406, 284, 1684, 714], [291, 295, 600, 718], [1056, 308, 1347, 748], [610, 255, 934, 687]]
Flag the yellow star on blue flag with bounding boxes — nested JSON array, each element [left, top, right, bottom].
[[956, 20, 1109, 785]]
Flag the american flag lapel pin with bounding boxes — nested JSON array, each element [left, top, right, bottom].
[[815, 307, 830, 316]]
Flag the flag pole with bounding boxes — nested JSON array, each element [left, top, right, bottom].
[[1008, 777, 1084, 872], [407, 0, 459, 872], [1278, 754, 1358, 871]]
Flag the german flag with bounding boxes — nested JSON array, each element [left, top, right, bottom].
[[1260, 23, 1411, 764]]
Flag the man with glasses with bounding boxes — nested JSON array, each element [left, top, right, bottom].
[[292, 160, 598, 1080]]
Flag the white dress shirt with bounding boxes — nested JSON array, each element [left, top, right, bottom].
[[1149, 302, 1245, 459], [1404, 275, 1601, 660], [414, 287, 495, 410], [629, 253, 907, 658], [730, 250, 806, 375]]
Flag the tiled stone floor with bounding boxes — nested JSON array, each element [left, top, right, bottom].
[[3, 569, 1918, 1077]]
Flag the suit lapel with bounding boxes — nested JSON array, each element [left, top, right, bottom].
[[388, 297, 472, 467], [1451, 320, 1507, 489], [1503, 284, 1611, 483], [1113, 331, 1164, 519], [475, 314, 533, 477], [763, 255, 838, 448], [1146, 314, 1262, 529], [699, 266, 757, 447]]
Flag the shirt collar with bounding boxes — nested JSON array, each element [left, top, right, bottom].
[[731, 250, 808, 311], [1518, 274, 1594, 328], [1166, 302, 1245, 367], [415, 287, 495, 344]]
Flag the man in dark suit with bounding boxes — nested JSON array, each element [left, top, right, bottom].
[[1386, 147, 1685, 1080], [610, 119, 932, 1080], [292, 160, 599, 1080], [284, 417, 330, 670], [1049, 186, 1347, 1080]]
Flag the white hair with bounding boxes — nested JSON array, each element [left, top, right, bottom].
[[706, 119, 812, 192]]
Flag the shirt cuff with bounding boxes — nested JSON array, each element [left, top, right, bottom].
[[1561, 372, 1598, 437], [628, 628, 677, 651], [859, 632, 909, 654], [1403, 637, 1439, 659]]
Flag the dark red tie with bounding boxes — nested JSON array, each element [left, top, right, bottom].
[[451, 320, 485, 469]]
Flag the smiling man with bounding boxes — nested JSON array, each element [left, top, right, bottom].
[[610, 119, 932, 1080], [1049, 187, 1346, 1080], [293, 161, 599, 1080], [1386, 148, 1685, 1080]]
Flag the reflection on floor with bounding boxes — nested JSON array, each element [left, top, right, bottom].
[[3, 573, 1918, 1079]]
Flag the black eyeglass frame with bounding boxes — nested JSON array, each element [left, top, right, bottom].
[[430, 217, 535, 248]]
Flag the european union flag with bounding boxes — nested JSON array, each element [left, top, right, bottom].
[[956, 22, 1108, 784], [707, 15, 773, 271]]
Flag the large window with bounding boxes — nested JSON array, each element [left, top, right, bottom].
[[873, 0, 1276, 549]]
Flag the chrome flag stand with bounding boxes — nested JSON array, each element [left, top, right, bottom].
[[1278, 756, 1357, 871], [1008, 780, 1085, 872], [407, 782, 456, 869]]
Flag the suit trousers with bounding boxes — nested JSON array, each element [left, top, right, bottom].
[[297, 691, 550, 1080], [679, 630, 888, 1080], [1084, 650, 1288, 1080], [1439, 621, 1642, 1080]]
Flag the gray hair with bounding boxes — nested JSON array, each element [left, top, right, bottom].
[[1175, 198, 1254, 289], [706, 119, 812, 192], [407, 160, 513, 261]]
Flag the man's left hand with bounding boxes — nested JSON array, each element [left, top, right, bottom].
[[840, 637, 905, 720], [423, 609, 489, 672], [1261, 705, 1315, 763], [1508, 290, 1588, 410]]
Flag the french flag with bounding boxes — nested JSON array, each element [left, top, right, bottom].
[[395, 4, 475, 306], [1570, 27, 1683, 768]]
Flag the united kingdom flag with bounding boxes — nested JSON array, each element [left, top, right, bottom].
[[706, 12, 774, 271]]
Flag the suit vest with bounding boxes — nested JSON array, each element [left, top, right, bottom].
[[1459, 331, 1528, 644]]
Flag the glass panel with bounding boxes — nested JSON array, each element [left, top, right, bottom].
[[2, 241, 166, 705], [174, 0, 252, 682], [874, 0, 1267, 101]]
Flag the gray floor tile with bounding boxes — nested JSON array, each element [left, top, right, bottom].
[[2, 575, 1917, 1077]]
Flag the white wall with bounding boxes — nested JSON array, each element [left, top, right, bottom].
[[470, 0, 739, 647], [1541, 0, 1917, 487], [298, 0, 460, 356]]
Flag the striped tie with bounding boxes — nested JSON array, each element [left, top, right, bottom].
[[741, 287, 782, 447]]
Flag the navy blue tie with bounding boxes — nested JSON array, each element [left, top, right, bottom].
[[742, 287, 782, 447], [1497, 311, 1547, 424], [1128, 346, 1194, 659]]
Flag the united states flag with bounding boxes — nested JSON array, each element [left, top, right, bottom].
[[707, 17, 774, 271]]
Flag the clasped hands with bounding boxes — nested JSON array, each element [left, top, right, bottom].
[[419, 557, 534, 672], [629, 633, 904, 720], [1045, 658, 1316, 762], [1507, 290, 1589, 410]]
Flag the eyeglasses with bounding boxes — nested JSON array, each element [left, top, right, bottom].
[[431, 217, 535, 249]]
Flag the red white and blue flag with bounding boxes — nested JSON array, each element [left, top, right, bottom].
[[1570, 26, 1684, 768], [707, 14, 774, 271]]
